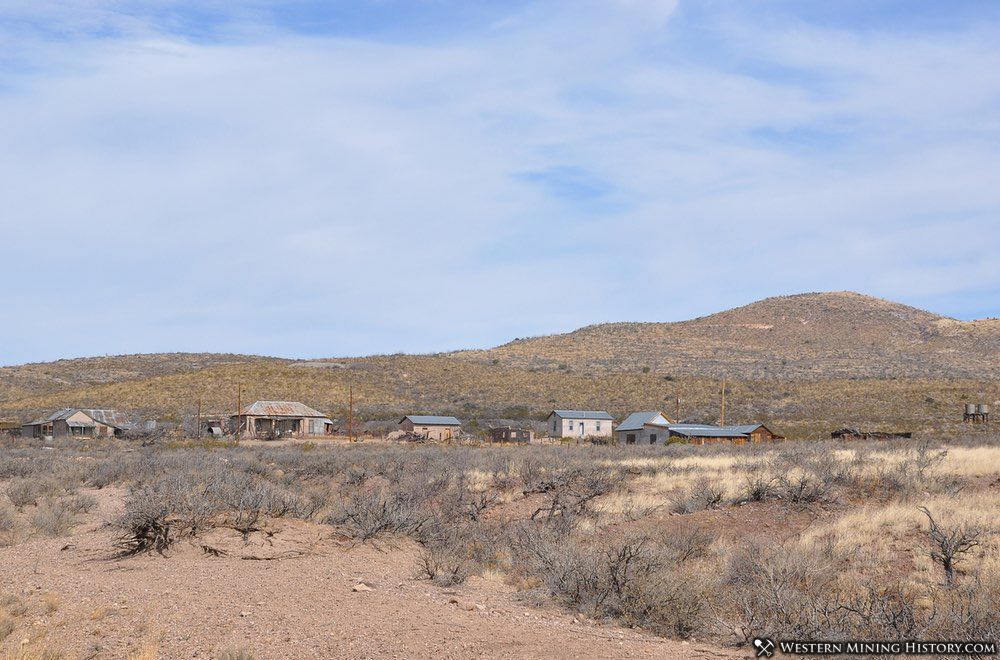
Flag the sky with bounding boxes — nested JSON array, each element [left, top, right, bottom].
[[2, 0, 999, 365]]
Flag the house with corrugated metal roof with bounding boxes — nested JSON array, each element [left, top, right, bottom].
[[21, 408, 134, 439], [546, 410, 613, 439], [231, 401, 334, 439], [666, 423, 783, 445], [399, 415, 462, 441], [614, 411, 675, 445]]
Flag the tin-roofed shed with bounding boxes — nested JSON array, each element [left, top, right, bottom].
[[231, 401, 333, 439], [399, 415, 462, 441], [21, 408, 133, 439]]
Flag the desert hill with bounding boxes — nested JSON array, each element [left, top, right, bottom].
[[0, 292, 996, 438], [452, 292, 1000, 379]]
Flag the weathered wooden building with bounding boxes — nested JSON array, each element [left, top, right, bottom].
[[488, 426, 535, 444], [547, 410, 614, 439], [399, 415, 462, 441], [614, 411, 675, 445], [231, 401, 334, 439], [667, 423, 783, 445], [21, 408, 133, 439]]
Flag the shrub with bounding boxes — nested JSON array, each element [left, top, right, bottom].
[[328, 488, 428, 541], [114, 485, 173, 556], [671, 478, 724, 514], [30, 498, 78, 537]]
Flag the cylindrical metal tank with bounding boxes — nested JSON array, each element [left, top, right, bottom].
[[965, 403, 977, 415], [977, 404, 990, 415]]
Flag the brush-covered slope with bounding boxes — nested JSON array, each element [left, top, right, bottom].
[[453, 292, 1000, 379]]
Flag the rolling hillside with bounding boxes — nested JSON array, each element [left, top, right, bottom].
[[1, 292, 996, 438], [453, 292, 1000, 379]]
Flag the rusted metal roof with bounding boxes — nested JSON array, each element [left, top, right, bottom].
[[26, 408, 133, 430], [236, 401, 327, 418]]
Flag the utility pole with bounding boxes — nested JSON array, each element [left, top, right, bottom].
[[348, 384, 354, 443], [675, 396, 680, 422], [720, 378, 727, 426], [196, 398, 202, 438]]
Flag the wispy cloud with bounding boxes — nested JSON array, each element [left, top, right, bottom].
[[1, 0, 998, 363]]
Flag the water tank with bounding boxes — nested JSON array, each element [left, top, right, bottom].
[[977, 404, 990, 415], [965, 403, 977, 415]]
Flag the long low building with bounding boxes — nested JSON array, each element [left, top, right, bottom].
[[231, 401, 334, 439], [399, 415, 462, 441], [616, 415, 783, 446], [22, 408, 133, 439]]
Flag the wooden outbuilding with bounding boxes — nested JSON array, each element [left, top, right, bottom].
[[488, 426, 535, 444], [231, 401, 334, 439], [667, 423, 784, 446], [615, 411, 675, 445], [21, 408, 133, 439], [399, 415, 462, 441]]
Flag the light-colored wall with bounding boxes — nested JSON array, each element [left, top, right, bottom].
[[400, 419, 460, 440], [547, 415, 612, 438]]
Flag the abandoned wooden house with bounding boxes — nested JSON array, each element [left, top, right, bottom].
[[488, 426, 535, 444], [231, 401, 334, 439], [21, 408, 133, 439], [614, 411, 675, 445], [831, 428, 913, 441], [666, 423, 783, 445], [547, 410, 614, 439], [399, 415, 462, 441]]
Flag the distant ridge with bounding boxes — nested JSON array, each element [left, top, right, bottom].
[[451, 292, 1000, 379], [0, 292, 997, 429]]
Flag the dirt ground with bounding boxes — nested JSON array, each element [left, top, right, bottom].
[[0, 488, 739, 659]]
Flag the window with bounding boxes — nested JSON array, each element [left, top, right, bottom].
[[626, 433, 636, 445], [596, 422, 601, 431], [569, 421, 574, 431], [552, 420, 557, 432], [649, 433, 657, 444]]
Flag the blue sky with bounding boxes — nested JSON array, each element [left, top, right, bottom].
[[1, 0, 999, 365]]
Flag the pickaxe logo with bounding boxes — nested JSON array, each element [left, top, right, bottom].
[[753, 638, 775, 658]]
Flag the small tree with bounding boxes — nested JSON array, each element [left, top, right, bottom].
[[918, 507, 982, 587]]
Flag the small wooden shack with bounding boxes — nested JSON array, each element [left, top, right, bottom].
[[488, 426, 535, 444], [231, 401, 334, 439], [21, 408, 133, 439], [615, 411, 675, 445], [831, 428, 912, 441], [399, 415, 462, 441]]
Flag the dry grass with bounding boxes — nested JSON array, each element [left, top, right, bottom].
[[2, 356, 998, 440]]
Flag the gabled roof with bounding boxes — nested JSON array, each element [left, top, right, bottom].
[[27, 408, 133, 430], [237, 401, 327, 418], [616, 411, 673, 432], [667, 423, 749, 438], [401, 415, 462, 426], [550, 410, 614, 421]]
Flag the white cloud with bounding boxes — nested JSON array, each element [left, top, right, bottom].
[[1, 1, 998, 363]]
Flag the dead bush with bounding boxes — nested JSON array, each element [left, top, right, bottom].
[[30, 498, 79, 537], [416, 545, 472, 586], [5, 478, 47, 509], [671, 478, 724, 514], [0, 502, 15, 544], [919, 507, 983, 587], [114, 484, 173, 556], [328, 488, 429, 542]]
